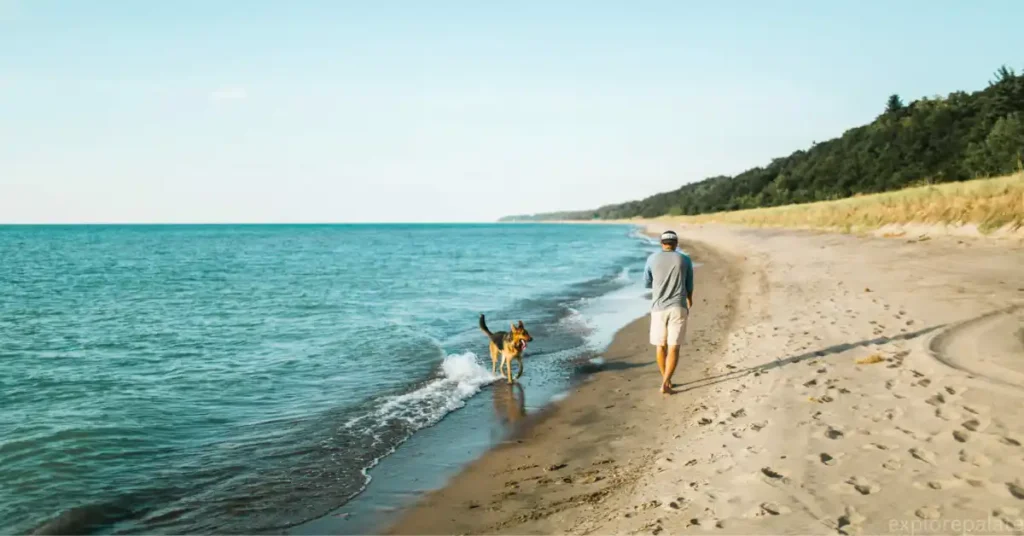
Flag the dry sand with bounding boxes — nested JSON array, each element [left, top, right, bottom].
[[389, 224, 1024, 535]]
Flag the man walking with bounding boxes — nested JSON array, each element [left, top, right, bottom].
[[643, 230, 694, 394]]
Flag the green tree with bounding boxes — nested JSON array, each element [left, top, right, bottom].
[[967, 113, 1024, 176], [886, 94, 904, 114], [499, 66, 1024, 222], [991, 65, 1016, 86]]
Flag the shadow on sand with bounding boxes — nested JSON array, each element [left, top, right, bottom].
[[675, 324, 946, 393]]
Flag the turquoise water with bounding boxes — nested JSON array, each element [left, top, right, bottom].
[[0, 224, 654, 534]]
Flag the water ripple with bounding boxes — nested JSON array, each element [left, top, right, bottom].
[[0, 223, 648, 534]]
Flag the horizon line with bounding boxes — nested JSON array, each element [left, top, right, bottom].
[[0, 220, 614, 226]]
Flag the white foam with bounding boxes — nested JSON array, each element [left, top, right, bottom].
[[575, 280, 651, 351], [629, 227, 660, 246], [350, 352, 499, 432], [616, 267, 630, 282], [558, 306, 593, 336]]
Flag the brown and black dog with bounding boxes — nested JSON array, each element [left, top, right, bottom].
[[479, 314, 533, 384]]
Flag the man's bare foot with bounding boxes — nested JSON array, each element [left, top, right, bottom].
[[661, 382, 675, 395]]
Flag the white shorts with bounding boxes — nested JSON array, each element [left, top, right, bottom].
[[650, 307, 688, 346]]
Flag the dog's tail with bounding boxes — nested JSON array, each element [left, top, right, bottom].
[[479, 314, 493, 336]]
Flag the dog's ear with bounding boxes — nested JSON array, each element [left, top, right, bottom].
[[517, 320, 524, 328], [510, 322, 517, 332]]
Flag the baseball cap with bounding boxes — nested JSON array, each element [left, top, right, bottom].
[[660, 230, 678, 242]]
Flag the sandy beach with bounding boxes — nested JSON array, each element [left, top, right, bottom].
[[389, 224, 1024, 535]]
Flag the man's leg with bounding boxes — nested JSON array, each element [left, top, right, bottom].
[[663, 345, 679, 390], [651, 310, 669, 392], [662, 307, 687, 393]]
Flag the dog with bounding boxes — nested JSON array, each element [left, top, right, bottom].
[[479, 314, 533, 384]]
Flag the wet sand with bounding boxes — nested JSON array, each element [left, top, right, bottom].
[[389, 224, 1024, 535]]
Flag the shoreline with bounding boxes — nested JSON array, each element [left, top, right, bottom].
[[292, 224, 656, 535], [509, 216, 1024, 244], [386, 235, 740, 534], [385, 222, 1024, 535]]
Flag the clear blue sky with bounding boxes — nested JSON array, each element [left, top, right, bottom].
[[2, 1, 1021, 223]]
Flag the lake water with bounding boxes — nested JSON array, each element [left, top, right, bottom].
[[1, 223, 657, 534]]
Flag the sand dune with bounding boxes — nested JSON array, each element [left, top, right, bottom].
[[389, 224, 1024, 535]]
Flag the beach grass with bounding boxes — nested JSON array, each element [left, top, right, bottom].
[[654, 173, 1024, 234]]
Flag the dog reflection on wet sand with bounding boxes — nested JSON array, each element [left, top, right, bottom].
[[491, 382, 526, 426]]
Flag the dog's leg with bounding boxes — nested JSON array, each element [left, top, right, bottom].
[[490, 343, 499, 375], [505, 355, 514, 384], [515, 356, 524, 380]]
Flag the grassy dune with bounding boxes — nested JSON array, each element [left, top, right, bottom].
[[654, 173, 1024, 235]]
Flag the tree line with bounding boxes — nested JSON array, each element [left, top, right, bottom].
[[502, 66, 1024, 221]]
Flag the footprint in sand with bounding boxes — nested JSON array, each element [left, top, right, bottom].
[[757, 465, 786, 481], [959, 449, 992, 467], [663, 497, 687, 511], [838, 505, 866, 535], [923, 477, 964, 490], [915, 506, 941, 519], [962, 404, 988, 415], [953, 473, 988, 489], [847, 476, 881, 495], [953, 430, 970, 443], [910, 447, 937, 465], [825, 426, 845, 440], [760, 502, 791, 515], [883, 458, 902, 471], [871, 408, 902, 422], [962, 418, 986, 432], [925, 393, 946, 406], [820, 453, 838, 466], [1001, 436, 1022, 447], [897, 426, 932, 441], [1008, 481, 1024, 499]]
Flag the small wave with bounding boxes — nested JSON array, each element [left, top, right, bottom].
[[616, 267, 630, 282], [376, 352, 498, 427], [629, 227, 660, 246], [557, 306, 592, 337], [346, 352, 498, 433], [292, 352, 501, 529], [572, 277, 651, 352]]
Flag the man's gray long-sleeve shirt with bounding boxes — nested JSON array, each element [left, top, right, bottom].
[[643, 250, 694, 312]]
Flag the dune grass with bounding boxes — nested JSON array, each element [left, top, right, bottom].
[[656, 173, 1024, 234]]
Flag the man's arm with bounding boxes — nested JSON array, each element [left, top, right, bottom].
[[643, 257, 653, 289], [685, 256, 694, 309]]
